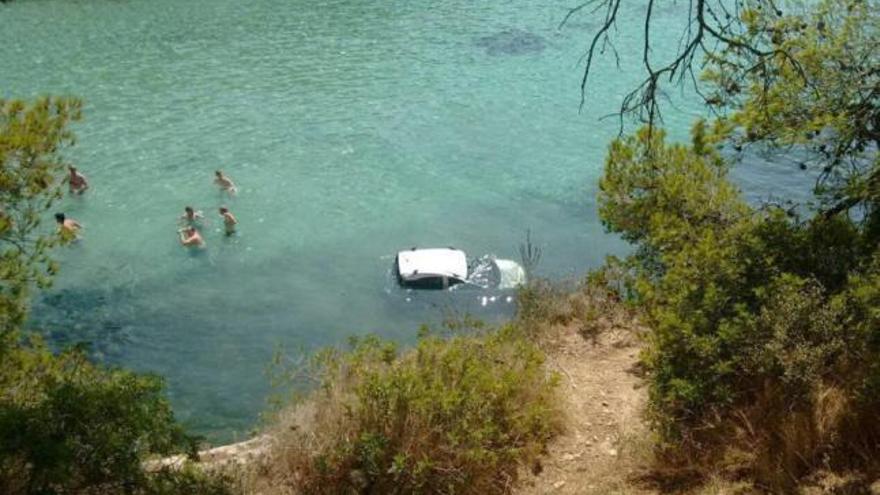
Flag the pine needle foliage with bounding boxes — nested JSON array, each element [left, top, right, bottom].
[[598, 124, 880, 489]]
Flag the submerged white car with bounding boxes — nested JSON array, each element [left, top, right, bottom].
[[394, 247, 526, 290]]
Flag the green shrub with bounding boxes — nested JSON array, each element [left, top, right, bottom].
[[598, 124, 880, 487], [262, 326, 561, 494], [0, 335, 235, 495], [142, 467, 240, 495]]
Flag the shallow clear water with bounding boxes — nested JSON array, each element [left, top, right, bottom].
[[1, 0, 809, 441]]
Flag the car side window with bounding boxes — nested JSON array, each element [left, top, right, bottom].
[[406, 276, 445, 290]]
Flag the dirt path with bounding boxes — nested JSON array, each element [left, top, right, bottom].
[[516, 323, 654, 495]]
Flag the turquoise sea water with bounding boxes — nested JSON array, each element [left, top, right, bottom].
[[1, 0, 808, 441]]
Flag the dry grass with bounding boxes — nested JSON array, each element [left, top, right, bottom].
[[631, 383, 880, 494], [516, 277, 639, 349], [247, 329, 562, 494]]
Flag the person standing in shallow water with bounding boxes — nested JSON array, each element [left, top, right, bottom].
[[180, 206, 204, 226], [214, 170, 237, 196], [219, 206, 237, 236], [55, 212, 82, 242], [178, 226, 205, 248], [67, 166, 89, 195]]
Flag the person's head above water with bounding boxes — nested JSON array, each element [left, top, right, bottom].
[[185, 226, 197, 235], [185, 206, 194, 215], [68, 165, 77, 173], [215, 170, 223, 178], [219, 206, 229, 214], [55, 213, 65, 224]]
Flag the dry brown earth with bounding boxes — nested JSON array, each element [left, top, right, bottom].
[[515, 320, 655, 495]]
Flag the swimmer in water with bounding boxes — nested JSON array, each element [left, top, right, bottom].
[[180, 206, 204, 226], [214, 170, 237, 196], [219, 206, 238, 236], [55, 212, 82, 242], [178, 226, 205, 248], [68, 166, 89, 195]]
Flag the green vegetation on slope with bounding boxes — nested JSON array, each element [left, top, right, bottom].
[[592, 0, 880, 489], [0, 336, 236, 494], [600, 125, 879, 487], [255, 326, 562, 494]]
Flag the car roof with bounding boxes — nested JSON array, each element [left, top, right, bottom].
[[397, 248, 468, 281]]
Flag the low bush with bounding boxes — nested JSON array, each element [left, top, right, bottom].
[[0, 334, 235, 495], [258, 326, 561, 494], [142, 467, 240, 495]]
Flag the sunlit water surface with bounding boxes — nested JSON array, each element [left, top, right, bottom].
[[1, 0, 809, 441]]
